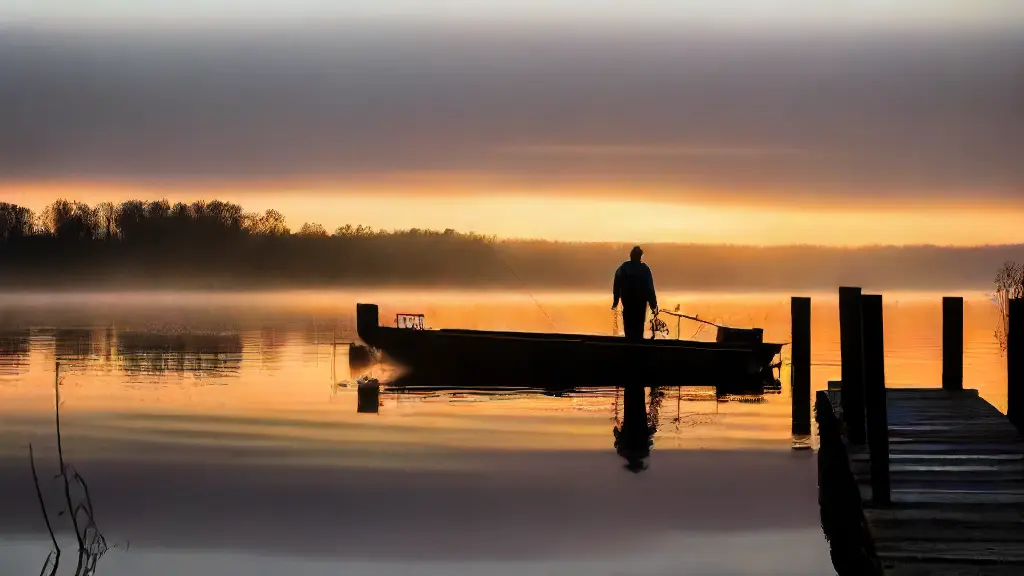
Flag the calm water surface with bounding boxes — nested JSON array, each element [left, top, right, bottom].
[[0, 289, 1006, 575]]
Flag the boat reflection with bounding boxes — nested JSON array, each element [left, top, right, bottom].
[[378, 372, 776, 471], [380, 369, 779, 400], [356, 376, 381, 413]]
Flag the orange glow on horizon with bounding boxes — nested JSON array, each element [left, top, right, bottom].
[[2, 179, 1023, 247]]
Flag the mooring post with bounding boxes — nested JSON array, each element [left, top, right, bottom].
[[943, 296, 964, 391], [791, 297, 812, 439], [1008, 298, 1024, 429], [839, 286, 866, 444], [861, 294, 891, 505]]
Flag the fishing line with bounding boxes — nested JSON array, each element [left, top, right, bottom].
[[485, 241, 557, 330]]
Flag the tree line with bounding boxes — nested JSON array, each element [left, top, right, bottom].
[[0, 198, 505, 287], [0, 199, 496, 243], [0, 198, 1020, 291]]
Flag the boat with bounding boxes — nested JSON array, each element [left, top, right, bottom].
[[355, 303, 785, 391]]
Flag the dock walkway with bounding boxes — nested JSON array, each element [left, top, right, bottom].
[[819, 388, 1024, 575]]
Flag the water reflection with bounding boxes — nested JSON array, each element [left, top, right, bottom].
[[115, 331, 243, 377], [357, 378, 381, 414], [54, 328, 108, 359], [1, 291, 1010, 464], [6, 319, 802, 466], [0, 328, 246, 378], [0, 291, 1006, 576], [375, 379, 779, 470], [0, 330, 29, 375], [613, 386, 659, 473]]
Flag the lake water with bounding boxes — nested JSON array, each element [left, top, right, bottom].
[[0, 289, 1007, 575]]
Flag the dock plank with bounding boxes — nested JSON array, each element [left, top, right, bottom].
[[884, 565, 1024, 576], [822, 388, 1024, 574]]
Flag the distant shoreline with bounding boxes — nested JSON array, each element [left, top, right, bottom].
[[1, 199, 1019, 294], [0, 283, 998, 300], [0, 263, 1005, 294]]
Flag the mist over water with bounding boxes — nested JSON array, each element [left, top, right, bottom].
[[0, 289, 1007, 574]]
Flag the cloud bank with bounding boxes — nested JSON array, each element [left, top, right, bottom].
[[2, 27, 1022, 207]]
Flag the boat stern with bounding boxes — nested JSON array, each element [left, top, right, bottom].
[[716, 326, 764, 345], [356, 303, 380, 345]]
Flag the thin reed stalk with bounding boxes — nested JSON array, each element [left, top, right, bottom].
[[30, 361, 111, 576], [29, 444, 60, 576]]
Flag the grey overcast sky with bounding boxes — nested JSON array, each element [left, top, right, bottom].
[[2, 0, 1023, 244], [2, 0, 1024, 29]]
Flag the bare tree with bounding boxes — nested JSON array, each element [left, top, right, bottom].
[[994, 261, 1024, 353], [244, 209, 290, 236], [94, 202, 118, 240], [298, 222, 329, 237], [39, 200, 100, 241], [0, 202, 35, 241]]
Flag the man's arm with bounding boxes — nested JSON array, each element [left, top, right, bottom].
[[612, 265, 622, 309], [646, 265, 658, 312]]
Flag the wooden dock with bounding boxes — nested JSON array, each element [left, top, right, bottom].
[[821, 388, 1024, 575], [802, 291, 1024, 576]]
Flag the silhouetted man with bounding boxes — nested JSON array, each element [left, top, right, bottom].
[[612, 246, 658, 341]]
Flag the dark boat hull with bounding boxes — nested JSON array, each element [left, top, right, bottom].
[[356, 303, 783, 390]]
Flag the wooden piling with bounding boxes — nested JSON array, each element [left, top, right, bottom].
[[815, 294, 1024, 575], [861, 294, 890, 506], [791, 297, 812, 438], [942, 296, 964, 391], [839, 286, 866, 445], [1008, 298, 1024, 429]]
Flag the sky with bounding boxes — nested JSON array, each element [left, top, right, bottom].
[[1, 1, 1023, 246], [2, 1, 1023, 28]]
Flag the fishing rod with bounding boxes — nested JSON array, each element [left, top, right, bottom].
[[617, 306, 723, 340], [656, 309, 728, 331]]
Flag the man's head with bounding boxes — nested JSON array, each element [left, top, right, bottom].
[[630, 246, 643, 262]]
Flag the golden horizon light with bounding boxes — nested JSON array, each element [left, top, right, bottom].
[[3, 180, 1023, 247]]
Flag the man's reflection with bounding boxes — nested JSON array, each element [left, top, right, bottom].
[[613, 385, 664, 473]]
